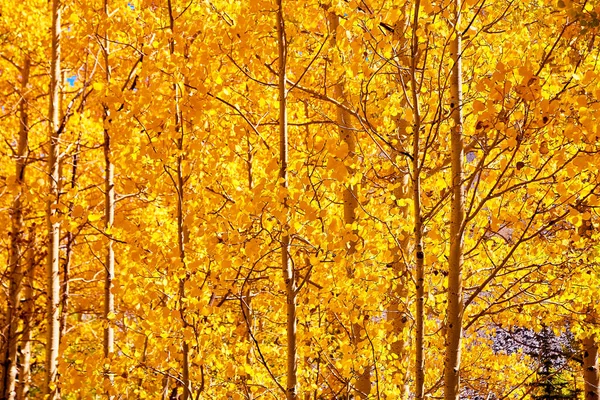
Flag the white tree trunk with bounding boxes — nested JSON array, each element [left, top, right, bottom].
[[46, 0, 62, 398], [444, 1, 465, 399]]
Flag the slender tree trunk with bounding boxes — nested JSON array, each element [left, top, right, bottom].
[[387, 7, 413, 396], [176, 140, 191, 400], [410, 2, 425, 398], [327, 11, 369, 398], [58, 71, 70, 347], [165, 1, 192, 396], [16, 229, 36, 400], [59, 234, 71, 343], [277, 2, 298, 398], [46, 0, 62, 397], [584, 335, 599, 400], [444, 1, 465, 399], [1, 55, 31, 400], [387, 173, 411, 399], [243, 131, 255, 399], [59, 137, 79, 345], [102, 2, 116, 398], [326, 14, 358, 243]]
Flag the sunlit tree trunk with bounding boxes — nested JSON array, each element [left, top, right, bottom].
[[102, 1, 116, 398], [1, 55, 31, 400], [387, 173, 411, 398], [326, 11, 370, 399], [277, 2, 298, 398], [175, 99, 191, 400], [58, 71, 71, 347], [16, 229, 36, 400], [410, 1, 425, 397], [444, 1, 465, 399], [583, 333, 599, 400], [46, 0, 62, 397], [388, 6, 413, 397], [166, 0, 192, 396]]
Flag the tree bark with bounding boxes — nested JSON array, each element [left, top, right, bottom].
[[165, 0, 192, 396], [326, 11, 370, 398], [277, 2, 298, 398], [584, 335, 599, 400], [444, 1, 465, 399], [387, 173, 411, 399], [102, 2, 116, 399], [410, 1, 425, 397], [46, 0, 62, 397], [16, 229, 36, 400], [387, 7, 414, 396], [1, 55, 31, 400]]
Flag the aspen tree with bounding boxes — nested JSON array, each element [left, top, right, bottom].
[[326, 10, 370, 399], [16, 229, 35, 400], [583, 315, 599, 400], [277, 1, 298, 398], [1, 55, 30, 400], [409, 1, 425, 397], [387, 6, 413, 397], [58, 71, 70, 345], [46, 0, 62, 397], [165, 0, 192, 395], [444, 0, 465, 398], [102, 0, 116, 397]]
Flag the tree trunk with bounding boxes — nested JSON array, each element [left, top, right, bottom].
[[326, 11, 369, 399], [584, 335, 599, 400], [102, 2, 116, 399], [1, 55, 31, 400], [410, 0, 425, 395], [388, 7, 414, 396], [16, 229, 36, 400], [444, 1, 465, 399], [165, 0, 192, 396], [58, 72, 71, 348], [277, 2, 298, 399], [387, 173, 411, 400], [46, 0, 62, 397]]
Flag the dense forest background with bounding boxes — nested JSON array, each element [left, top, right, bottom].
[[1, 0, 600, 399]]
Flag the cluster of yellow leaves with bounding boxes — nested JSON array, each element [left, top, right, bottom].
[[1, 0, 600, 398]]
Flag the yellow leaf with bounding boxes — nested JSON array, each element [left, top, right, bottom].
[[88, 214, 101, 222]]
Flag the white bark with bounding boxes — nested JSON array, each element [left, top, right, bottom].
[[277, 2, 298, 398], [444, 1, 465, 399], [46, 0, 62, 398]]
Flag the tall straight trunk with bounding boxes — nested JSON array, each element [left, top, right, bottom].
[[60, 137, 79, 344], [1, 55, 31, 400], [388, 7, 413, 396], [410, 0, 425, 396], [583, 335, 599, 400], [387, 173, 411, 399], [327, 11, 369, 398], [444, 1, 465, 399], [242, 130, 255, 399], [17, 229, 36, 400], [59, 234, 71, 343], [327, 15, 358, 240], [46, 0, 62, 397], [102, 3, 116, 398], [175, 117, 191, 400], [276, 2, 298, 398], [165, 0, 192, 396], [58, 72, 70, 346]]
